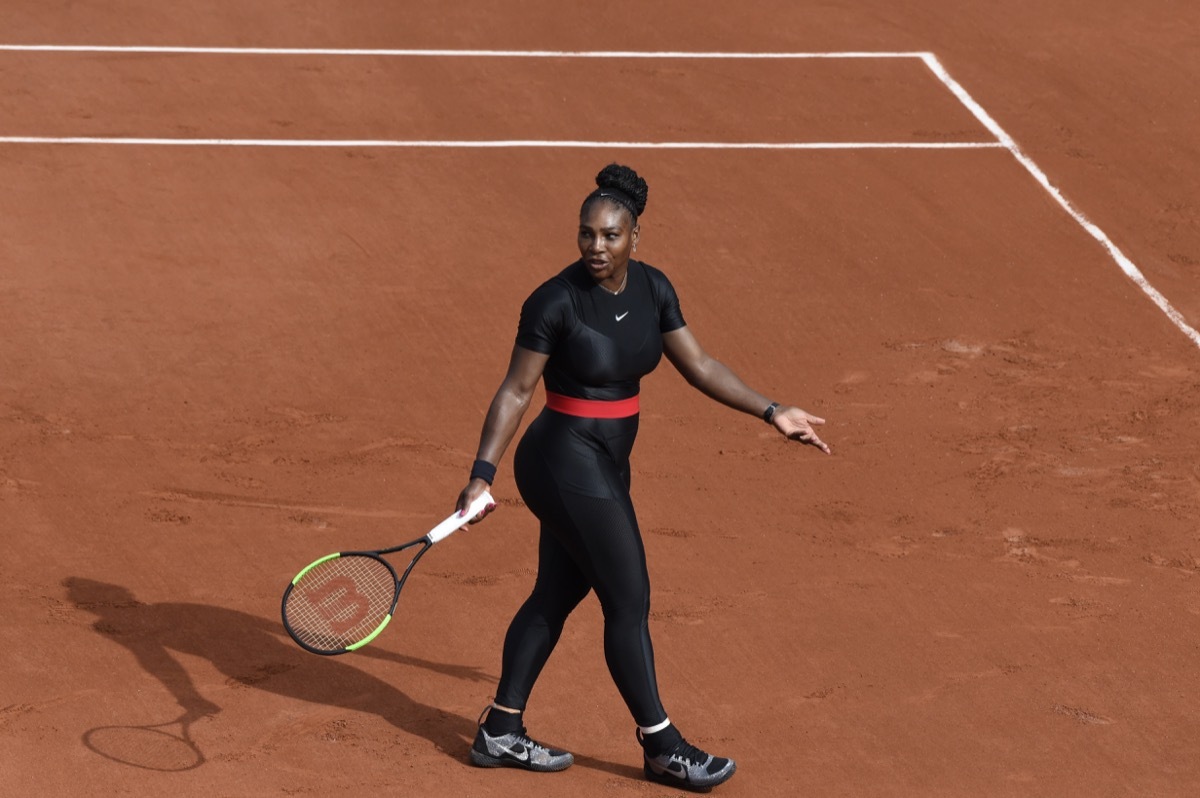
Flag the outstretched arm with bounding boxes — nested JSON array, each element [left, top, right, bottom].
[[455, 344, 551, 517], [662, 326, 830, 454]]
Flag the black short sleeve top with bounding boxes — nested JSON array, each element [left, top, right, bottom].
[[515, 259, 686, 401]]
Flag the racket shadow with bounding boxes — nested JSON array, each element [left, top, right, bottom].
[[64, 577, 489, 767], [82, 712, 206, 773]]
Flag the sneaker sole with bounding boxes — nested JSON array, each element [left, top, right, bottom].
[[469, 747, 574, 772], [643, 760, 737, 792]]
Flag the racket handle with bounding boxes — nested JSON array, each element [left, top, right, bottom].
[[427, 490, 495, 544]]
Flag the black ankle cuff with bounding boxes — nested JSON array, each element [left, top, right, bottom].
[[483, 706, 523, 736], [640, 724, 683, 757]]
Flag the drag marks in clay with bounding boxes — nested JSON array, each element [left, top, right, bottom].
[[1052, 704, 1114, 726]]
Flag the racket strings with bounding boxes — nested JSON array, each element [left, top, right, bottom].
[[284, 555, 398, 652]]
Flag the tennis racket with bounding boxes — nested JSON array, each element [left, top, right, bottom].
[[281, 491, 494, 655]]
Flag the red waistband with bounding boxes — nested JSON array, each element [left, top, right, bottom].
[[545, 391, 640, 419]]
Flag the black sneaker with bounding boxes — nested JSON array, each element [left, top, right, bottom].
[[470, 722, 574, 772], [641, 734, 736, 792]]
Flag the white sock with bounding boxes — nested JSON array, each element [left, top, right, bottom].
[[639, 717, 671, 735]]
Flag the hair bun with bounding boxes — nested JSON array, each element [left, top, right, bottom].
[[595, 163, 649, 217]]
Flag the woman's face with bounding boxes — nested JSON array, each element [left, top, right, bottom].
[[578, 199, 639, 283]]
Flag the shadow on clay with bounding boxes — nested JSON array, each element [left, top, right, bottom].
[[63, 577, 633, 779]]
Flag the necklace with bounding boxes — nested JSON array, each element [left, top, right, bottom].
[[598, 270, 628, 296]]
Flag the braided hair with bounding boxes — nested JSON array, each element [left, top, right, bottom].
[[581, 163, 649, 223]]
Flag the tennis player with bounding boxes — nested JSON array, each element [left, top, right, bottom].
[[456, 164, 829, 791]]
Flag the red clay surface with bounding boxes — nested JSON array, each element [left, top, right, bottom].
[[3, 3, 1200, 797]]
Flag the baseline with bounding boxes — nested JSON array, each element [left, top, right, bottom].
[[0, 45, 927, 59], [0, 137, 1004, 149], [2, 43, 1192, 349]]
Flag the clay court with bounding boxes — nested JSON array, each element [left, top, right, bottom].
[[3, 2, 1200, 796]]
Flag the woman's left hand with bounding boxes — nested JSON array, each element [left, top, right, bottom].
[[772, 406, 831, 454]]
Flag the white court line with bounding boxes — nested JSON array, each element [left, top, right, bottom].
[[0, 44, 926, 59], [1, 44, 1191, 348], [920, 53, 1200, 349], [0, 137, 1004, 149]]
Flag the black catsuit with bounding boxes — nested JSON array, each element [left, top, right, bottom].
[[494, 258, 686, 727]]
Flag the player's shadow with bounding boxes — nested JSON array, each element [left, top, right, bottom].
[[64, 577, 485, 760], [64, 577, 641, 781]]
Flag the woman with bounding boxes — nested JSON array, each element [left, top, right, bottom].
[[456, 164, 829, 791]]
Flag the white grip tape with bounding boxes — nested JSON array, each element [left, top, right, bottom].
[[427, 491, 495, 544]]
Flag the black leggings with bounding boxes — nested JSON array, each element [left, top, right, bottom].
[[494, 409, 666, 727]]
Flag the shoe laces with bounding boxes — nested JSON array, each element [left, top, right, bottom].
[[515, 727, 551, 753], [669, 739, 710, 766]]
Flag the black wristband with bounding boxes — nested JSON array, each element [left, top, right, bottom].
[[469, 459, 497, 485], [762, 402, 781, 425]]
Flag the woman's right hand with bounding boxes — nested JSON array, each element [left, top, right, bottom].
[[456, 478, 498, 524]]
